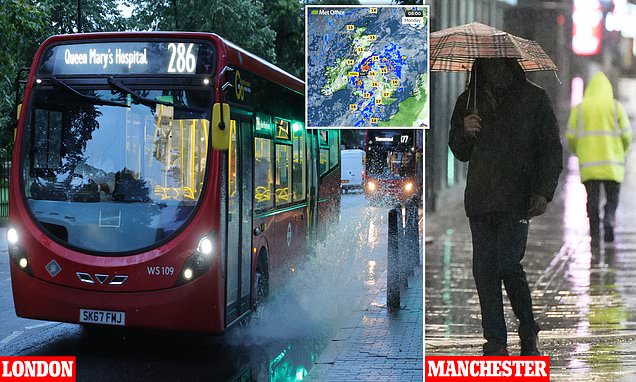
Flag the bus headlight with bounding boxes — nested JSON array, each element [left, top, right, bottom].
[[197, 236, 214, 256], [176, 235, 215, 285], [404, 182, 413, 192], [182, 268, 194, 281], [367, 181, 377, 192], [7, 228, 32, 276], [7, 228, 18, 245]]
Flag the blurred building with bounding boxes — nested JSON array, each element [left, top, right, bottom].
[[426, 0, 573, 211]]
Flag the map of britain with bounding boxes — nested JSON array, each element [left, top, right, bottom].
[[306, 6, 429, 128]]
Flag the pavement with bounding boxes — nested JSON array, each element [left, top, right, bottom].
[[306, 204, 424, 382], [425, 79, 636, 381]]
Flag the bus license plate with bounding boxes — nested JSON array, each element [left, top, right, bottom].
[[79, 309, 125, 326], [341, 180, 349, 184]]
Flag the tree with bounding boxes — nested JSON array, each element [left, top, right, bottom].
[[132, 0, 277, 63], [0, 1, 50, 148], [45, 0, 131, 34], [264, 0, 305, 77]]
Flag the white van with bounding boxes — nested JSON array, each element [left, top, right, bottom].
[[340, 149, 366, 193]]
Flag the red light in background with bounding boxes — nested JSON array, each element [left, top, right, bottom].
[[573, 0, 603, 55], [557, 14, 566, 26]]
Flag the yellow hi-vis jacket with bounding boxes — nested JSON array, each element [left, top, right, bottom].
[[567, 72, 632, 183]]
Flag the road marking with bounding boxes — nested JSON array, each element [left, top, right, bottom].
[[0, 330, 24, 346], [25, 322, 56, 330]]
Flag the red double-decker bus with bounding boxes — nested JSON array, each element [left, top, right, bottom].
[[364, 130, 422, 204], [8, 32, 340, 333]]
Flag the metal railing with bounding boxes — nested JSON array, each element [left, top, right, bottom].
[[0, 156, 10, 223]]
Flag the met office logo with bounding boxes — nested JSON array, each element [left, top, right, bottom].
[[1, 356, 76, 380]]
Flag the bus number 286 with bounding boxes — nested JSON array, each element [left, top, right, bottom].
[[147, 266, 175, 276], [167, 43, 196, 73]]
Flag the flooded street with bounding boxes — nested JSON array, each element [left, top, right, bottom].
[[0, 193, 405, 381]]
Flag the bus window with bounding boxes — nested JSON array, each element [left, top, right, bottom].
[[275, 144, 292, 205], [276, 119, 290, 141], [329, 130, 339, 169], [254, 137, 273, 211], [319, 148, 329, 176], [292, 126, 306, 202], [228, 120, 238, 200], [150, 107, 209, 201]]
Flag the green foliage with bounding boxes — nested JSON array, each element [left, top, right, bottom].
[[264, 0, 305, 77], [132, 0, 277, 63], [0, 0, 50, 149], [46, 0, 131, 34]]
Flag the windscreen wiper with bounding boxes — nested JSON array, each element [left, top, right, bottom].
[[107, 77, 174, 107], [50, 77, 129, 108]]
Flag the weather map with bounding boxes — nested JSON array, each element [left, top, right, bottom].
[[306, 6, 429, 128]]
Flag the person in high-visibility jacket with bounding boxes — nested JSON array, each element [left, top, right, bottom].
[[567, 72, 632, 246]]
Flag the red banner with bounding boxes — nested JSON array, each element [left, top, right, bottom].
[[0, 357, 76, 381], [425, 356, 550, 381]]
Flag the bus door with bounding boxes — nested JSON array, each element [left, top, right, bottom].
[[226, 110, 254, 325], [306, 130, 319, 240]]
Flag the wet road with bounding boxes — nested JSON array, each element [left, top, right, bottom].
[[0, 193, 389, 381], [425, 149, 636, 379]]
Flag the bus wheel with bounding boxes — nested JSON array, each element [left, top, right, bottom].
[[253, 250, 269, 310]]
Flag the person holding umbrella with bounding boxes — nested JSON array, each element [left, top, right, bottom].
[[448, 58, 563, 356], [566, 72, 632, 247]]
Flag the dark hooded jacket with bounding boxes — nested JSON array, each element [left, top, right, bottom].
[[448, 59, 563, 218]]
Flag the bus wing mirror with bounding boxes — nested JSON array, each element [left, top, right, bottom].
[[211, 103, 230, 151]]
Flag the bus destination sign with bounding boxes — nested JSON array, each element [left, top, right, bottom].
[[38, 41, 214, 76]]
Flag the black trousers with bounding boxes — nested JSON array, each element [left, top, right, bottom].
[[469, 214, 539, 349], [583, 180, 620, 238]]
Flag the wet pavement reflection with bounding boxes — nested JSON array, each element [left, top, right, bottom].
[[426, 149, 636, 380]]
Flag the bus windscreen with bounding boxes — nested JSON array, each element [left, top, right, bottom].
[[22, 86, 212, 255], [367, 130, 415, 178]]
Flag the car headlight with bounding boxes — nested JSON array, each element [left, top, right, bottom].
[[368, 181, 376, 192], [404, 182, 413, 192]]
